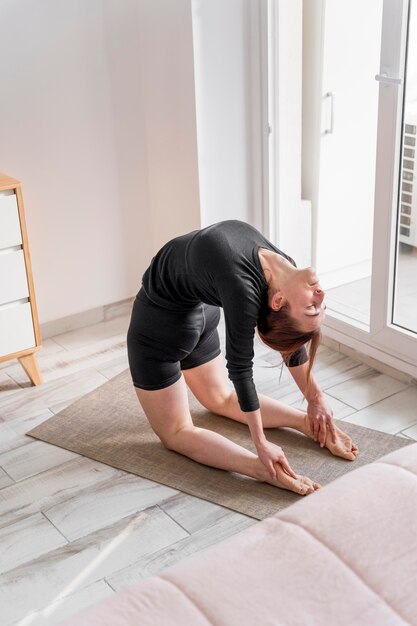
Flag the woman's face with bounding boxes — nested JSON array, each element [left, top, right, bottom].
[[279, 267, 326, 332]]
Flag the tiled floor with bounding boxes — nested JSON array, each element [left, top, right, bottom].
[[0, 313, 416, 624]]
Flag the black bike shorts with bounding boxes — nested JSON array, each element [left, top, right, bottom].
[[127, 288, 221, 390]]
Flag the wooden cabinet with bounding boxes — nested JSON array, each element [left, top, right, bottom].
[[0, 172, 43, 385]]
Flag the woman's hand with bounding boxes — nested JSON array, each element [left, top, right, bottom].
[[307, 394, 336, 447], [256, 440, 297, 481]]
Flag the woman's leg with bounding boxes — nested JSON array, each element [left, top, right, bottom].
[[134, 376, 317, 495], [183, 354, 358, 461]]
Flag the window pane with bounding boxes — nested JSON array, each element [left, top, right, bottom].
[[392, 0, 417, 334]]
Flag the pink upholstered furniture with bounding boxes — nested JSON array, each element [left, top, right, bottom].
[[64, 443, 417, 626]]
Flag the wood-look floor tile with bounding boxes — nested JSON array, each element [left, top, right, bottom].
[[0, 368, 108, 421], [343, 387, 417, 434], [0, 505, 187, 624], [159, 492, 245, 534], [52, 315, 130, 351], [0, 513, 67, 576], [0, 441, 79, 482], [253, 361, 299, 400], [0, 339, 65, 382], [0, 409, 53, 454], [290, 392, 357, 420], [6, 335, 127, 387], [95, 354, 129, 381], [0, 371, 22, 398], [264, 363, 370, 409], [401, 423, 417, 440], [44, 474, 178, 541], [39, 337, 68, 355], [257, 344, 343, 372], [325, 371, 408, 410], [257, 360, 371, 406], [0, 421, 27, 455], [17, 580, 114, 626], [107, 511, 255, 591], [3, 340, 66, 383], [0, 457, 123, 529], [0, 466, 13, 489], [0, 309, 414, 623], [315, 361, 372, 390]]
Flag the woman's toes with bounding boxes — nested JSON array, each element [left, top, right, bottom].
[[349, 442, 358, 459], [273, 465, 319, 496], [299, 476, 317, 495]]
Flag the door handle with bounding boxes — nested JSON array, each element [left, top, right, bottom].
[[375, 73, 402, 86], [324, 92, 334, 135]]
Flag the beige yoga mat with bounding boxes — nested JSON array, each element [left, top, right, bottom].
[[27, 369, 411, 520]]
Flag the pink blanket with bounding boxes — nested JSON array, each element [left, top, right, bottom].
[[64, 443, 417, 626]]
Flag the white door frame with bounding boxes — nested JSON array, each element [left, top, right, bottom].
[[247, 0, 270, 236], [266, 0, 312, 266], [322, 0, 417, 377], [264, 0, 417, 377], [265, 0, 417, 377]]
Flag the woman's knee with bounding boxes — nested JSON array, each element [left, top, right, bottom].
[[160, 424, 198, 452], [200, 389, 236, 416], [134, 381, 194, 448]]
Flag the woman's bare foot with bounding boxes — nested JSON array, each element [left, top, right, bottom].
[[301, 415, 359, 461], [255, 458, 321, 496]]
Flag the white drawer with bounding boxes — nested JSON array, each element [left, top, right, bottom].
[[0, 250, 29, 304], [0, 191, 22, 250], [0, 302, 35, 357]]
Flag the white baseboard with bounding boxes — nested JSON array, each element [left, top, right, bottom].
[[40, 297, 135, 340], [321, 331, 417, 385]]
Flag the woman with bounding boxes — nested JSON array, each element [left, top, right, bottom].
[[127, 220, 358, 496]]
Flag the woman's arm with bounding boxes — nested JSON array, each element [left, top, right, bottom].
[[245, 408, 297, 479], [288, 361, 337, 446], [214, 276, 297, 477]]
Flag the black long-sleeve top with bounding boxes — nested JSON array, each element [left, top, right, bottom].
[[142, 220, 308, 412]]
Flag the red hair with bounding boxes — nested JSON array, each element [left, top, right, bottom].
[[257, 302, 321, 392]]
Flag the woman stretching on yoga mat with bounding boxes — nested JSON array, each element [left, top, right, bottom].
[[127, 220, 358, 496]]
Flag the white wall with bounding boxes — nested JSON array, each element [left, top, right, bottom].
[[0, 0, 124, 324], [102, 0, 201, 266], [135, 0, 201, 252], [0, 0, 200, 324], [101, 0, 153, 299], [192, 0, 266, 228]]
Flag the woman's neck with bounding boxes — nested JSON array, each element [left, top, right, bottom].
[[258, 249, 294, 291]]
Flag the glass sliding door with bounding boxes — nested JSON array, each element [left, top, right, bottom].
[[315, 0, 417, 375], [269, 0, 416, 373], [368, 0, 417, 368], [314, 0, 384, 329]]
